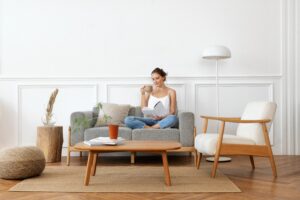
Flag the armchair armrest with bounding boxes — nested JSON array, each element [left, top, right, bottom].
[[178, 112, 195, 147], [201, 115, 271, 123], [70, 111, 94, 146]]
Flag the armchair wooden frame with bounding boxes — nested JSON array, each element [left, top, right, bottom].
[[196, 115, 277, 178]]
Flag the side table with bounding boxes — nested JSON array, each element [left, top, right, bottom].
[[36, 126, 63, 162]]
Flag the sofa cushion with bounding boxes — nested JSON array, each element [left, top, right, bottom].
[[95, 103, 131, 127], [84, 127, 132, 141], [132, 128, 180, 142], [128, 106, 143, 117]]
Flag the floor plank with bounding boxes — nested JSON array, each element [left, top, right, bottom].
[[0, 155, 299, 200]]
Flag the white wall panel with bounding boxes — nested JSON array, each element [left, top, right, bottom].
[[0, 81, 19, 148], [0, 77, 284, 155], [0, 0, 298, 155], [107, 84, 141, 106], [107, 83, 186, 110], [0, 0, 281, 76], [18, 84, 97, 147], [195, 83, 274, 143], [296, 0, 300, 155]]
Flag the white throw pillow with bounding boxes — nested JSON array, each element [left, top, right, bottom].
[[95, 103, 131, 127]]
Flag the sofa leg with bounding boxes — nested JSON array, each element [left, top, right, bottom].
[[131, 152, 136, 164], [67, 148, 71, 166]]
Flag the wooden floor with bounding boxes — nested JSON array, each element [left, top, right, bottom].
[[0, 155, 299, 200]]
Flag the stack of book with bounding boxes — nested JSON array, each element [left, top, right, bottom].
[[84, 137, 125, 146]]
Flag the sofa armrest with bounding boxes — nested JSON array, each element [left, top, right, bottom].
[[70, 111, 94, 146], [178, 112, 195, 147]]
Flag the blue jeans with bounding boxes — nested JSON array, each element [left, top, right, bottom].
[[124, 115, 178, 129]]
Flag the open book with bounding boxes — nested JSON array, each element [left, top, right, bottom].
[[142, 101, 168, 117], [84, 137, 125, 146]]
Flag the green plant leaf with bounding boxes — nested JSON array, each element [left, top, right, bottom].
[[72, 102, 113, 132]]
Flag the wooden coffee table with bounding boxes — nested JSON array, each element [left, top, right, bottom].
[[75, 140, 181, 186]]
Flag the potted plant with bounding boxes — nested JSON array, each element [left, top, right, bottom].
[[96, 103, 119, 139], [73, 103, 119, 139]]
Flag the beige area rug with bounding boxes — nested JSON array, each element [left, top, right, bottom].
[[10, 166, 240, 193]]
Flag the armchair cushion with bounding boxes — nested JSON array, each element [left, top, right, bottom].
[[236, 102, 276, 145], [195, 133, 255, 155]]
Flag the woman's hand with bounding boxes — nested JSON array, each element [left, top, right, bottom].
[[141, 85, 153, 95], [140, 85, 146, 95], [152, 115, 164, 120], [140, 85, 150, 109]]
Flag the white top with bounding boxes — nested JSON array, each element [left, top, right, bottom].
[[148, 95, 170, 116]]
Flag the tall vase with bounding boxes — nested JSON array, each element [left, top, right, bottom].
[[41, 113, 56, 126]]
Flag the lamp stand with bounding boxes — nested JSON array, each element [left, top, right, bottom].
[[206, 59, 231, 163], [216, 59, 219, 117]]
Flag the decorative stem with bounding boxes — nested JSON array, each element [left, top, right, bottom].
[[44, 88, 59, 125]]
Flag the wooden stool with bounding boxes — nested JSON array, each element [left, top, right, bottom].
[[36, 126, 63, 162]]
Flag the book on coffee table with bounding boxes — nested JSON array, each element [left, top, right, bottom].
[[84, 137, 125, 146]]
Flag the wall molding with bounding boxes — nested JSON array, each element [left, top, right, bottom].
[[281, 0, 297, 155], [296, 0, 300, 155], [0, 75, 278, 154], [106, 83, 187, 110], [17, 84, 98, 146], [0, 74, 283, 81], [194, 82, 275, 144], [1, 0, 298, 154], [0, 0, 2, 75]]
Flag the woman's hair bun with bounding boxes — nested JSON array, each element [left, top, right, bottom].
[[151, 67, 167, 78]]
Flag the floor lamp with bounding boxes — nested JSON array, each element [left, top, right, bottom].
[[202, 45, 231, 162]]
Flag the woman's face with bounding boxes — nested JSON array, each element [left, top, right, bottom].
[[151, 73, 165, 87]]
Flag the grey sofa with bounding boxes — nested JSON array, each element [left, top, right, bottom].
[[67, 106, 195, 165]]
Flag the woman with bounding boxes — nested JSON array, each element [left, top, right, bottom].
[[125, 68, 178, 129]]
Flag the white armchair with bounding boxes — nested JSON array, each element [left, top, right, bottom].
[[194, 101, 277, 178]]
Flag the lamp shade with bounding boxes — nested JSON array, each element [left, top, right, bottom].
[[202, 45, 231, 60]]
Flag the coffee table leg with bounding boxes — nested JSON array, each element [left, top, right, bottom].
[[84, 151, 94, 186], [161, 151, 171, 186], [91, 153, 98, 176]]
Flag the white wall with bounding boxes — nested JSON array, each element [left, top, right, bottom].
[[1, 0, 281, 76], [0, 0, 298, 155], [296, 0, 300, 155]]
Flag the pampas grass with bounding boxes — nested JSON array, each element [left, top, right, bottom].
[[44, 88, 59, 125]]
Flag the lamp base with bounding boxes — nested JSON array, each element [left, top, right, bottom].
[[206, 156, 232, 162]]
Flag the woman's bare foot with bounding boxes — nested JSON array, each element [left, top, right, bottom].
[[151, 124, 160, 129]]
